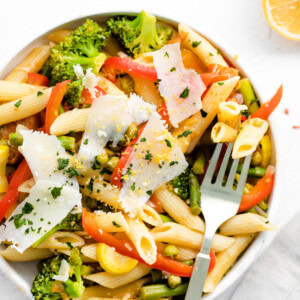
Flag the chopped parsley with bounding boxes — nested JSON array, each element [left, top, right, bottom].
[[10, 202, 34, 229], [169, 161, 178, 166], [66, 242, 73, 250], [86, 178, 94, 194], [170, 67, 176, 72], [178, 130, 193, 138], [14, 100, 22, 108], [164, 51, 169, 58], [24, 228, 30, 235], [165, 139, 172, 148], [51, 187, 63, 199], [217, 82, 224, 86], [209, 52, 214, 56], [130, 182, 136, 191], [37, 91, 44, 96], [140, 137, 146, 142], [144, 150, 153, 162], [57, 158, 69, 170], [179, 87, 190, 99], [112, 221, 121, 228], [241, 110, 249, 119], [192, 41, 201, 47], [92, 157, 101, 170], [146, 190, 153, 196], [22, 202, 34, 214], [83, 139, 89, 145], [200, 109, 208, 118], [12, 214, 26, 228], [64, 167, 81, 178]]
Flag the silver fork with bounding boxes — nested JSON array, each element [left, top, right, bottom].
[[185, 143, 252, 299]]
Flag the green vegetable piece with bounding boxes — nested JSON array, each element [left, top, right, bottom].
[[238, 78, 260, 114], [80, 265, 94, 276], [237, 164, 266, 178], [106, 157, 120, 172], [57, 136, 76, 151], [163, 245, 179, 259], [58, 104, 65, 115], [192, 151, 205, 175], [124, 122, 138, 142], [181, 259, 194, 266], [159, 214, 175, 223], [120, 75, 135, 95], [9, 132, 23, 146], [168, 275, 182, 289], [170, 168, 190, 200], [107, 10, 173, 58], [139, 283, 188, 300], [251, 151, 262, 166], [189, 172, 201, 215]]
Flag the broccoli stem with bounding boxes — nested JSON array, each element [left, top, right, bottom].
[[9, 132, 23, 146], [237, 165, 266, 177], [57, 136, 76, 151], [159, 214, 175, 223], [238, 78, 259, 114], [32, 224, 62, 248], [189, 172, 201, 215], [192, 151, 206, 175], [139, 283, 188, 300]]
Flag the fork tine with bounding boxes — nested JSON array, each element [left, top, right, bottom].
[[236, 155, 252, 194], [215, 143, 233, 186], [202, 143, 223, 185], [226, 158, 240, 188]]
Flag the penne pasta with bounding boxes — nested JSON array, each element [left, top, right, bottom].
[[178, 23, 228, 67], [218, 101, 247, 128], [156, 242, 198, 261], [0, 80, 46, 102], [137, 205, 163, 227], [211, 122, 238, 143], [77, 277, 150, 299], [92, 211, 129, 233], [204, 234, 255, 293], [151, 222, 235, 252], [0, 246, 52, 261], [0, 88, 52, 126], [48, 29, 71, 44], [84, 263, 152, 289], [81, 243, 98, 261], [4, 45, 51, 83], [125, 216, 157, 265], [153, 185, 205, 232], [232, 118, 269, 158], [172, 76, 240, 154], [53, 248, 95, 263], [219, 213, 276, 236], [37, 231, 85, 249]]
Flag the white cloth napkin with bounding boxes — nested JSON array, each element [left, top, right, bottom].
[[230, 211, 300, 300]]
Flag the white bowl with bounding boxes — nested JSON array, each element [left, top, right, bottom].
[[0, 12, 281, 300]]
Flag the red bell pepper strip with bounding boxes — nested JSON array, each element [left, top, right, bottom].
[[44, 80, 70, 134], [200, 74, 229, 87], [27, 73, 49, 86], [103, 57, 158, 82], [147, 194, 164, 214], [238, 166, 275, 213], [251, 85, 283, 120], [81, 86, 106, 105], [0, 159, 31, 221], [208, 64, 239, 78], [157, 102, 171, 127], [82, 209, 215, 276]]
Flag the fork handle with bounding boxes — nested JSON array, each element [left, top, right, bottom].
[[185, 231, 215, 299]]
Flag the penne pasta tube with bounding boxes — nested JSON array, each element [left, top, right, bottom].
[[137, 204, 163, 227], [84, 263, 152, 289], [178, 23, 228, 67], [125, 216, 157, 265], [50, 75, 125, 135], [92, 211, 129, 233], [0, 80, 46, 102], [156, 242, 198, 261], [53, 248, 95, 263], [0, 88, 52, 126], [219, 213, 276, 236], [218, 101, 247, 128], [151, 222, 234, 252], [211, 122, 238, 143], [232, 118, 269, 158], [81, 243, 98, 261], [0, 246, 52, 261], [37, 231, 85, 249], [204, 234, 255, 293], [4, 45, 51, 83], [153, 185, 205, 232], [172, 76, 240, 154], [77, 277, 150, 299], [48, 29, 71, 44]]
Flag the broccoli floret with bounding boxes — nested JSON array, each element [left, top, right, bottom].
[[64, 248, 85, 297], [64, 80, 84, 107], [42, 19, 109, 106], [107, 10, 173, 58], [31, 249, 85, 300], [170, 168, 191, 200], [33, 212, 82, 248], [31, 255, 63, 300]]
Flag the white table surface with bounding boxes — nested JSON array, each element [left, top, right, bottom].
[[0, 0, 299, 299]]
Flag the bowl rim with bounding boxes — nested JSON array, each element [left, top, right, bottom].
[[0, 11, 282, 300]]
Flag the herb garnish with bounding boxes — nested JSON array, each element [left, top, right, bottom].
[[14, 100, 22, 108], [178, 130, 193, 138], [165, 139, 172, 148], [112, 221, 121, 228], [51, 187, 63, 199], [57, 158, 69, 170], [192, 41, 201, 47], [170, 67, 176, 72], [179, 87, 190, 99], [200, 109, 208, 118]]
